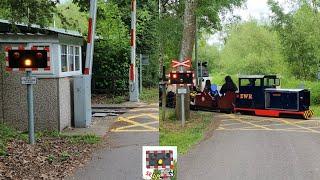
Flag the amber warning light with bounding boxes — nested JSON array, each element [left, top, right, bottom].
[[8, 50, 48, 69]]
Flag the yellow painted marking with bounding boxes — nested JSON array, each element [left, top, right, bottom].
[[217, 128, 318, 133], [221, 122, 243, 126], [111, 129, 158, 132], [227, 115, 272, 130], [124, 113, 159, 120], [144, 113, 159, 120], [124, 114, 146, 119], [129, 108, 159, 112], [112, 113, 159, 133], [118, 118, 158, 130], [280, 119, 320, 133], [308, 126, 320, 129], [115, 121, 158, 130], [241, 126, 267, 129], [251, 123, 286, 127]]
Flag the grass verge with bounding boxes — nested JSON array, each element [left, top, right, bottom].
[[160, 108, 215, 155], [0, 124, 21, 156], [0, 125, 101, 157], [140, 87, 158, 104], [311, 105, 320, 117]]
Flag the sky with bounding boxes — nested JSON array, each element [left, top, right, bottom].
[[208, 0, 292, 45]]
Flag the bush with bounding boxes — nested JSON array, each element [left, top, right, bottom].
[[281, 76, 320, 105], [219, 21, 288, 76]]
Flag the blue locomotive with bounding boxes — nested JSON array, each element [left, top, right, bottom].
[[234, 75, 313, 119]]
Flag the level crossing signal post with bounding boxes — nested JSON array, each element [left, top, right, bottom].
[[169, 59, 193, 126], [6, 47, 50, 144]]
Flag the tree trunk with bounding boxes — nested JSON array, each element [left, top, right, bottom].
[[179, 0, 197, 61], [175, 0, 197, 121]]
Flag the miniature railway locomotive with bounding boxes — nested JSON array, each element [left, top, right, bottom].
[[165, 75, 313, 119], [234, 75, 313, 119]]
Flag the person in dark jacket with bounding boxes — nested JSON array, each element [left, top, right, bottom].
[[204, 80, 212, 93], [220, 76, 238, 95]]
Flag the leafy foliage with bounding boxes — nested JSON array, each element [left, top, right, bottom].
[[198, 36, 220, 72], [55, 1, 88, 34], [0, 0, 60, 28], [268, 0, 320, 80], [159, 0, 245, 72], [72, 0, 159, 94], [219, 21, 287, 75]]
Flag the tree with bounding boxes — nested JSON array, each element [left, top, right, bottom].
[[173, 0, 245, 121], [198, 35, 220, 73], [0, 0, 60, 28], [55, 1, 88, 34], [220, 21, 287, 76], [71, 0, 159, 95], [269, 0, 320, 80]]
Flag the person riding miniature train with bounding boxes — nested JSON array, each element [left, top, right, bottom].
[[191, 76, 238, 112]]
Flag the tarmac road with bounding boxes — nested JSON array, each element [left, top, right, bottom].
[[179, 113, 320, 180], [68, 104, 159, 180]]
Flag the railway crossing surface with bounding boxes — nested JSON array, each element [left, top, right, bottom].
[[179, 113, 320, 180], [68, 104, 159, 180]]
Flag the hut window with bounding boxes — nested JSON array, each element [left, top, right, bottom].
[[61, 45, 81, 73], [75, 47, 80, 71], [61, 45, 68, 72], [68, 46, 74, 71]]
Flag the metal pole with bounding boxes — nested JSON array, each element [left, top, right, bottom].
[[26, 71, 35, 145], [195, 17, 199, 86], [181, 93, 185, 127], [130, 0, 139, 102], [140, 54, 142, 94], [200, 61, 203, 89]]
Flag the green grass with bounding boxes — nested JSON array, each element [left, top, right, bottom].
[[66, 134, 101, 144], [160, 109, 213, 154], [0, 124, 20, 156], [311, 105, 320, 117], [140, 87, 158, 104]]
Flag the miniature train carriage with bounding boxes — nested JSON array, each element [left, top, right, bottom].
[[235, 75, 313, 119]]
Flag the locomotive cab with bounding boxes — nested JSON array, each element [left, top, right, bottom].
[[236, 75, 280, 109]]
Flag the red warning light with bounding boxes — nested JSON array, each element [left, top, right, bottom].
[[36, 52, 43, 59], [173, 74, 177, 79], [13, 52, 20, 59]]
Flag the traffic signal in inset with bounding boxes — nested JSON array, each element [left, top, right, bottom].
[[169, 71, 193, 85], [7, 50, 48, 69]]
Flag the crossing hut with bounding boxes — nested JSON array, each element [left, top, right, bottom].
[[0, 19, 84, 131]]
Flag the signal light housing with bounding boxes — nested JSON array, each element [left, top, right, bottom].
[[169, 71, 193, 85], [7, 49, 48, 69]]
